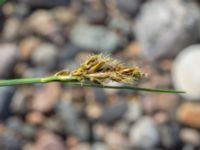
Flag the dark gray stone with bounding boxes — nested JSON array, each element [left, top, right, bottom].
[[0, 10, 5, 32], [100, 100, 128, 123], [0, 87, 14, 121], [70, 23, 122, 53], [84, 5, 107, 24], [20, 0, 71, 7], [114, 0, 143, 15], [6, 117, 36, 138], [56, 100, 89, 140], [0, 44, 18, 78], [158, 123, 181, 150], [93, 88, 107, 104], [58, 43, 80, 69], [0, 131, 25, 150]]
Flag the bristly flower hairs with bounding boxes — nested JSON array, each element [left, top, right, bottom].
[[0, 54, 185, 93]]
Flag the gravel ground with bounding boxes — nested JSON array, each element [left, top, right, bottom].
[[1, 0, 200, 150]]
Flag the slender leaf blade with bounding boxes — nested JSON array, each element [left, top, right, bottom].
[[65, 82, 185, 93]]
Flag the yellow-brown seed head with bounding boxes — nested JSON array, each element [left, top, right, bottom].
[[55, 54, 146, 84]]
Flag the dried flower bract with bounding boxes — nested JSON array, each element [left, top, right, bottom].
[[55, 54, 146, 84]]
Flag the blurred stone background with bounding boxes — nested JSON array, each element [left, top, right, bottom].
[[1, 0, 200, 149]]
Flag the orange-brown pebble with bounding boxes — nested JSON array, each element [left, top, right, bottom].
[[177, 102, 200, 128], [26, 111, 44, 125], [19, 37, 41, 60]]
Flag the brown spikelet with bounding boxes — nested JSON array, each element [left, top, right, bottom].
[[55, 54, 146, 84]]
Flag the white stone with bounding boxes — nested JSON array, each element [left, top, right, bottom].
[[129, 117, 159, 148], [125, 100, 142, 122], [172, 45, 200, 100]]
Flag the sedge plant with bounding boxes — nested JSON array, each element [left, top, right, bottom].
[[0, 54, 185, 93]]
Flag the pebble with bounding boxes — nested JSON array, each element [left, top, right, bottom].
[[15, 2, 30, 18], [129, 117, 159, 148], [2, 17, 20, 40], [158, 123, 181, 150], [134, 0, 200, 61], [180, 128, 200, 146], [155, 93, 179, 111], [21, 0, 71, 8], [0, 43, 18, 78], [0, 9, 5, 32], [51, 7, 76, 25], [31, 83, 61, 113], [66, 136, 79, 149], [22, 67, 50, 79], [85, 103, 103, 120], [84, 2, 107, 24], [31, 131, 65, 150], [153, 111, 169, 125], [142, 93, 179, 113], [0, 87, 14, 120], [182, 144, 196, 150], [100, 100, 128, 123], [25, 10, 58, 36], [177, 102, 200, 128], [114, 0, 142, 15], [42, 116, 63, 133], [70, 142, 91, 150], [31, 43, 58, 70], [104, 129, 129, 150], [93, 88, 107, 104], [56, 99, 89, 140], [58, 43, 80, 68], [26, 111, 45, 125], [19, 36, 41, 60], [124, 100, 142, 123], [6, 117, 23, 133], [10, 87, 33, 114], [92, 142, 108, 150], [2, 3, 16, 17], [93, 123, 108, 141], [70, 23, 122, 53], [6, 117, 36, 138], [115, 121, 129, 134], [0, 130, 26, 150], [122, 42, 141, 59], [109, 15, 132, 35], [172, 45, 200, 100]]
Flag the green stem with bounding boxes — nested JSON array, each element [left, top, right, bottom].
[[65, 82, 185, 93], [0, 76, 79, 86], [0, 76, 58, 86], [0, 76, 185, 93]]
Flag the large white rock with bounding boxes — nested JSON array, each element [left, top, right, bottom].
[[134, 0, 200, 61], [172, 45, 200, 100]]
